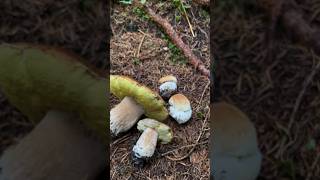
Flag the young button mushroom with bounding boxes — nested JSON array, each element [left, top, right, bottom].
[[168, 94, 192, 124], [211, 102, 262, 180], [110, 75, 168, 137], [158, 75, 177, 99], [132, 118, 173, 167]]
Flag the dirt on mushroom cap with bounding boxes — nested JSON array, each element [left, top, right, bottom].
[[110, 75, 168, 121]]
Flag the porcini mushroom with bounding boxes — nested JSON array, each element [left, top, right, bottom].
[[0, 44, 107, 180], [110, 75, 168, 136], [211, 102, 262, 180], [168, 93, 192, 124], [132, 118, 173, 167], [158, 75, 177, 99]]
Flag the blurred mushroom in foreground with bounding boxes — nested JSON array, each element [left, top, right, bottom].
[[168, 94, 192, 124], [110, 75, 168, 137], [211, 102, 262, 180], [132, 118, 173, 167], [0, 44, 107, 180], [158, 75, 177, 99]]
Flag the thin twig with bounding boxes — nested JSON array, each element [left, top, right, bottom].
[[161, 140, 208, 156], [144, 5, 210, 77], [198, 80, 210, 106], [288, 52, 320, 129], [111, 133, 131, 146], [135, 32, 146, 58]]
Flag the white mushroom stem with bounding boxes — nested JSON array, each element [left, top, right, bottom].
[[132, 128, 158, 167], [0, 110, 106, 180], [110, 96, 144, 136]]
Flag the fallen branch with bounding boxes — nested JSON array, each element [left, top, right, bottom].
[[144, 6, 210, 77], [259, 0, 320, 54]]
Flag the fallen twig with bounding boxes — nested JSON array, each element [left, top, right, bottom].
[[144, 5, 210, 77], [288, 52, 320, 130], [134, 32, 146, 58], [165, 110, 209, 161], [161, 140, 208, 157]]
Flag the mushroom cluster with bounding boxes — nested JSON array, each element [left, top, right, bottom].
[[110, 74, 193, 167]]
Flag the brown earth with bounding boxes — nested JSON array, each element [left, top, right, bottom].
[[110, 1, 210, 179]]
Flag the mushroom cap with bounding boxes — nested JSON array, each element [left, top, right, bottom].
[[168, 94, 192, 124], [110, 75, 168, 121], [137, 118, 173, 144], [159, 81, 177, 99], [0, 44, 107, 141], [211, 102, 261, 180], [158, 75, 177, 84]]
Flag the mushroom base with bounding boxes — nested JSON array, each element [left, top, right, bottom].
[[110, 96, 144, 136], [0, 110, 106, 180]]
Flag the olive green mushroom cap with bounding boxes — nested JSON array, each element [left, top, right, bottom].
[[110, 75, 168, 121], [137, 118, 173, 144], [0, 43, 107, 142]]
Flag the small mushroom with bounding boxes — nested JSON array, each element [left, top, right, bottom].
[[132, 128, 158, 168], [211, 102, 262, 180], [168, 94, 192, 124], [137, 118, 173, 144], [158, 75, 177, 99], [132, 118, 173, 167], [110, 75, 168, 136]]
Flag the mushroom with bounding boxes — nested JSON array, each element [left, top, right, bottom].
[[168, 93, 192, 124], [158, 75, 177, 99], [0, 111, 106, 180], [211, 102, 262, 180], [0, 44, 107, 180], [132, 118, 173, 167], [110, 75, 168, 136]]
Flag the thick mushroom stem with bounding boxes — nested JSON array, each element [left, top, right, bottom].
[[0, 110, 106, 180], [132, 128, 158, 168], [110, 96, 144, 136]]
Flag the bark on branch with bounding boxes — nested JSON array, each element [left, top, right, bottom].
[[145, 6, 210, 77]]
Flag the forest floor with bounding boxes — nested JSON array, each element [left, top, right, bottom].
[[110, 1, 210, 179], [213, 0, 320, 179]]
